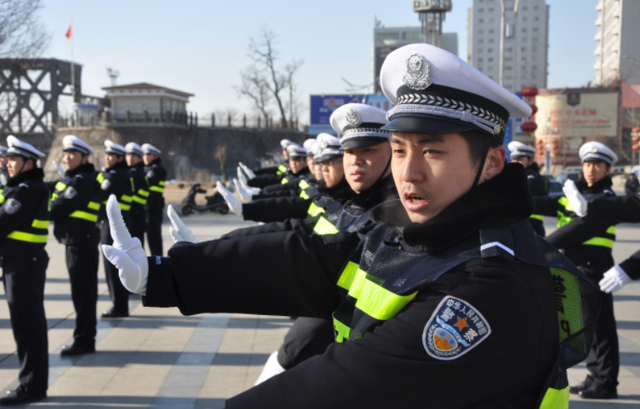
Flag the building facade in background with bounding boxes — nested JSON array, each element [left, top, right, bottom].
[[102, 83, 193, 122], [594, 0, 640, 86], [467, 0, 549, 93], [373, 26, 458, 93]]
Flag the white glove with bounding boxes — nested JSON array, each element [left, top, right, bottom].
[[239, 162, 256, 179], [233, 178, 253, 203], [563, 180, 588, 217], [599, 265, 632, 293], [52, 160, 66, 177], [237, 166, 249, 186], [242, 179, 261, 195], [217, 181, 242, 215], [167, 205, 198, 243], [254, 351, 285, 385], [101, 195, 149, 295]]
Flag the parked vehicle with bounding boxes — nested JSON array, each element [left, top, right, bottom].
[[181, 183, 229, 215], [556, 171, 581, 184]]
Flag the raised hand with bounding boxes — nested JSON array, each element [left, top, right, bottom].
[[167, 205, 199, 243], [217, 181, 242, 215]]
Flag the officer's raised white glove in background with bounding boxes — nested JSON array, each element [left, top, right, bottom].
[[233, 178, 253, 203], [167, 205, 198, 244], [239, 162, 256, 179], [241, 179, 261, 196], [254, 351, 285, 386], [101, 195, 149, 295], [599, 265, 632, 294], [563, 180, 588, 217], [52, 160, 66, 177], [217, 181, 242, 215], [237, 166, 249, 186]]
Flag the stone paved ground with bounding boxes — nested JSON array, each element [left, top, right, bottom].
[[0, 210, 638, 408]]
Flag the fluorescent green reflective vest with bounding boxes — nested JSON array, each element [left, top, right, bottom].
[[557, 196, 615, 248], [97, 172, 132, 211], [52, 178, 101, 223], [276, 164, 288, 175], [0, 184, 50, 245], [307, 202, 326, 217]]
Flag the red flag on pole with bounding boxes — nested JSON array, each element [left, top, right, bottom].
[[66, 25, 72, 39]]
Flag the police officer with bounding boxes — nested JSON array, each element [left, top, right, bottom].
[[50, 135, 102, 355], [100, 141, 133, 318], [0, 136, 49, 405], [533, 141, 619, 399], [508, 141, 548, 236], [125, 143, 148, 245], [0, 146, 8, 188], [103, 44, 599, 408], [246, 139, 297, 189], [259, 145, 311, 196], [142, 143, 166, 256]]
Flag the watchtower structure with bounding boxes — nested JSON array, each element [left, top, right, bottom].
[[413, 0, 453, 48]]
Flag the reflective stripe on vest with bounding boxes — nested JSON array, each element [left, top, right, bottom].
[[308, 202, 325, 217], [557, 197, 615, 249], [300, 190, 310, 200], [299, 179, 310, 190], [530, 214, 544, 221], [313, 216, 339, 235], [539, 386, 569, 409], [281, 178, 289, 185], [7, 219, 49, 244], [276, 164, 287, 175], [53, 178, 101, 221]]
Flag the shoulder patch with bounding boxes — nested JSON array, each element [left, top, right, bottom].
[[74, 174, 84, 179], [146, 170, 155, 179], [63, 186, 78, 199], [101, 179, 112, 190], [4, 198, 21, 214], [422, 296, 491, 360]]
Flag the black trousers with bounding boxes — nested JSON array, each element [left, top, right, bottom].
[[100, 222, 130, 313], [130, 210, 146, 246], [66, 244, 99, 347], [2, 251, 49, 393], [586, 291, 620, 390], [146, 209, 163, 256], [277, 317, 335, 370]]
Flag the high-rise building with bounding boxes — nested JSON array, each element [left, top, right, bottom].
[[594, 0, 640, 86], [467, 0, 549, 93], [373, 26, 458, 93]]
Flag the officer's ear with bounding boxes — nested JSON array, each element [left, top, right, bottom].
[[81, 155, 89, 165], [481, 146, 506, 183]]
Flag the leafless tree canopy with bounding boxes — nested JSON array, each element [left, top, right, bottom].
[[236, 28, 303, 129], [0, 0, 50, 58]]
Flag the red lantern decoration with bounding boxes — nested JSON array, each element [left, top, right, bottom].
[[633, 136, 640, 143], [633, 145, 640, 151], [520, 122, 538, 133], [633, 127, 640, 134], [521, 87, 539, 97]]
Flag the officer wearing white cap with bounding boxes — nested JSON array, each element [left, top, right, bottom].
[[0, 145, 8, 187], [507, 141, 548, 237], [99, 140, 134, 318], [258, 145, 311, 197], [125, 143, 148, 246], [141, 143, 166, 257], [50, 135, 103, 356], [101, 44, 598, 408], [303, 138, 320, 185], [534, 140, 619, 399], [0, 136, 49, 405]]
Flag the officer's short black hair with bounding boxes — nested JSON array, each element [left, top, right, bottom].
[[584, 158, 611, 169], [459, 130, 501, 172]]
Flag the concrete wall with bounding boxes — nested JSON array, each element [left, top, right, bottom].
[[45, 125, 309, 181]]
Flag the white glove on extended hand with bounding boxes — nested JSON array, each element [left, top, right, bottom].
[[217, 181, 242, 215], [233, 178, 253, 203], [237, 166, 249, 186], [167, 205, 198, 243], [242, 179, 261, 195], [563, 180, 588, 217], [101, 195, 149, 295], [239, 162, 256, 179], [52, 160, 66, 177], [599, 265, 632, 293]]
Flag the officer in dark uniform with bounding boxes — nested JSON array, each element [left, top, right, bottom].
[[508, 141, 548, 236], [0, 136, 49, 405], [125, 142, 148, 245], [100, 140, 134, 318], [245, 139, 295, 189], [0, 146, 8, 188], [142, 143, 166, 256], [50, 135, 102, 356], [533, 141, 619, 399], [103, 44, 599, 408]]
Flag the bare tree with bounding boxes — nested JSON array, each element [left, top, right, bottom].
[[238, 27, 303, 129], [0, 0, 50, 58], [214, 145, 228, 182]]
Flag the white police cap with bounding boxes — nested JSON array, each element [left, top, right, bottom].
[[579, 141, 617, 166], [286, 144, 307, 159], [380, 44, 531, 143], [330, 103, 389, 150], [104, 140, 126, 156], [507, 141, 537, 158], [308, 142, 325, 163], [303, 138, 317, 151], [315, 133, 343, 162], [125, 142, 143, 157], [6, 135, 45, 160], [63, 135, 94, 156], [305, 140, 319, 157], [141, 143, 161, 155], [280, 139, 299, 150]]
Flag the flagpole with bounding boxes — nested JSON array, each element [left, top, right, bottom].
[[70, 18, 75, 103]]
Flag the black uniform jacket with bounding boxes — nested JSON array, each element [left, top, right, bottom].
[[526, 162, 547, 236], [249, 175, 319, 201], [50, 163, 101, 245], [98, 161, 132, 227], [534, 176, 615, 278], [241, 178, 349, 224], [143, 164, 564, 408], [260, 167, 311, 195], [129, 162, 148, 223], [0, 168, 50, 259], [144, 158, 166, 213]]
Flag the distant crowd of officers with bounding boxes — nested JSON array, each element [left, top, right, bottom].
[[0, 136, 165, 405]]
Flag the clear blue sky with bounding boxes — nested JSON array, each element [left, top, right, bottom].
[[40, 0, 598, 122]]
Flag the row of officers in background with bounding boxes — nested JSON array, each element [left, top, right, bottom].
[[0, 136, 165, 405]]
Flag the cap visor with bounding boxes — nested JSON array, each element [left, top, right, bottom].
[[340, 137, 390, 150], [381, 115, 474, 135]]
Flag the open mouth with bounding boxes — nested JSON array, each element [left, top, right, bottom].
[[404, 192, 429, 211]]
